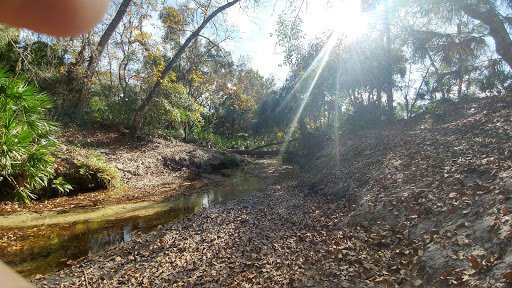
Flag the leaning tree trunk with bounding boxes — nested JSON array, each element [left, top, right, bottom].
[[65, 34, 89, 115], [76, 0, 133, 115], [459, 3, 512, 70], [128, 0, 242, 142]]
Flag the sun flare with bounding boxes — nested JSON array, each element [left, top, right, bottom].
[[278, 0, 371, 154], [319, 0, 370, 41]]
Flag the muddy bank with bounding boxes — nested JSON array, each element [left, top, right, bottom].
[[0, 127, 246, 214], [58, 127, 246, 189]]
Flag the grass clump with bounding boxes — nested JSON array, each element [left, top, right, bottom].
[[61, 146, 122, 191]]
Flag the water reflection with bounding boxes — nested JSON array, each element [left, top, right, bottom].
[[0, 169, 265, 277], [123, 223, 132, 242], [200, 193, 210, 209]]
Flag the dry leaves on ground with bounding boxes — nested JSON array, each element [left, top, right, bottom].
[[31, 95, 512, 287]]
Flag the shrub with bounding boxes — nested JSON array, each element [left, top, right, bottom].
[[342, 102, 384, 133], [220, 154, 240, 169], [424, 98, 453, 116], [74, 149, 122, 189], [60, 146, 122, 191], [0, 68, 60, 204]]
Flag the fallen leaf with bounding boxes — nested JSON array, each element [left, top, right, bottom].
[[502, 206, 509, 217], [470, 255, 480, 271]]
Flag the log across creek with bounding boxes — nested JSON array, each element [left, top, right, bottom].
[[228, 140, 297, 156]]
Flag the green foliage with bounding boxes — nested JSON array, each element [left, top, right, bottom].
[[51, 176, 73, 196], [220, 154, 240, 169], [0, 34, 69, 119], [0, 38, 19, 73], [478, 60, 512, 95], [275, 13, 305, 67], [64, 148, 121, 190], [253, 90, 287, 136], [194, 126, 219, 147], [0, 68, 60, 204], [282, 129, 331, 169], [193, 126, 264, 150], [89, 83, 138, 128], [342, 102, 385, 133], [88, 81, 203, 141], [79, 152, 121, 188], [0, 25, 18, 44], [23, 41, 65, 70], [142, 82, 202, 139], [160, 5, 190, 48], [423, 98, 453, 117]]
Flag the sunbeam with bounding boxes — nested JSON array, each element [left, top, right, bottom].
[[279, 34, 340, 155], [276, 0, 371, 157]]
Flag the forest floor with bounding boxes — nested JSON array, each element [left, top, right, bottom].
[[13, 95, 512, 287]]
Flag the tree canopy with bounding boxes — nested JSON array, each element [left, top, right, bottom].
[[0, 0, 510, 174]]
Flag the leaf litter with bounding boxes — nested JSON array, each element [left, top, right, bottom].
[[31, 95, 512, 287]]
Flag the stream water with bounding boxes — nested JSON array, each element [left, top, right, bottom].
[[0, 169, 265, 278]]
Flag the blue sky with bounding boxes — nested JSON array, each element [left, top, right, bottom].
[[224, 1, 290, 83]]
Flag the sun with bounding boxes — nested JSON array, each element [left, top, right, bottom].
[[316, 0, 370, 41]]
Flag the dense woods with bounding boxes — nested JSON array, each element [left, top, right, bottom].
[[0, 0, 511, 211], [1, 0, 512, 202]]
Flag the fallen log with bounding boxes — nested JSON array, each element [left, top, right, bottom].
[[250, 139, 297, 151], [228, 149, 280, 156]]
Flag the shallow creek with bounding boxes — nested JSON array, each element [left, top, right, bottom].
[[0, 169, 265, 278]]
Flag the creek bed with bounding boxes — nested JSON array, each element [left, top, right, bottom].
[[0, 169, 265, 278]]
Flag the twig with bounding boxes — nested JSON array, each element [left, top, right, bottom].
[[83, 268, 89, 288]]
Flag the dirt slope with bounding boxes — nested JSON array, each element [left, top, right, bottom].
[[302, 94, 512, 286], [32, 95, 512, 287], [58, 127, 244, 189]]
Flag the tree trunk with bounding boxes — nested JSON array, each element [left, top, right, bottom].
[[64, 34, 90, 115], [298, 115, 310, 153], [457, 72, 463, 99], [184, 121, 189, 142], [128, 0, 241, 142], [76, 0, 133, 115], [376, 88, 382, 107], [459, 3, 512, 70], [383, 0, 394, 121]]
